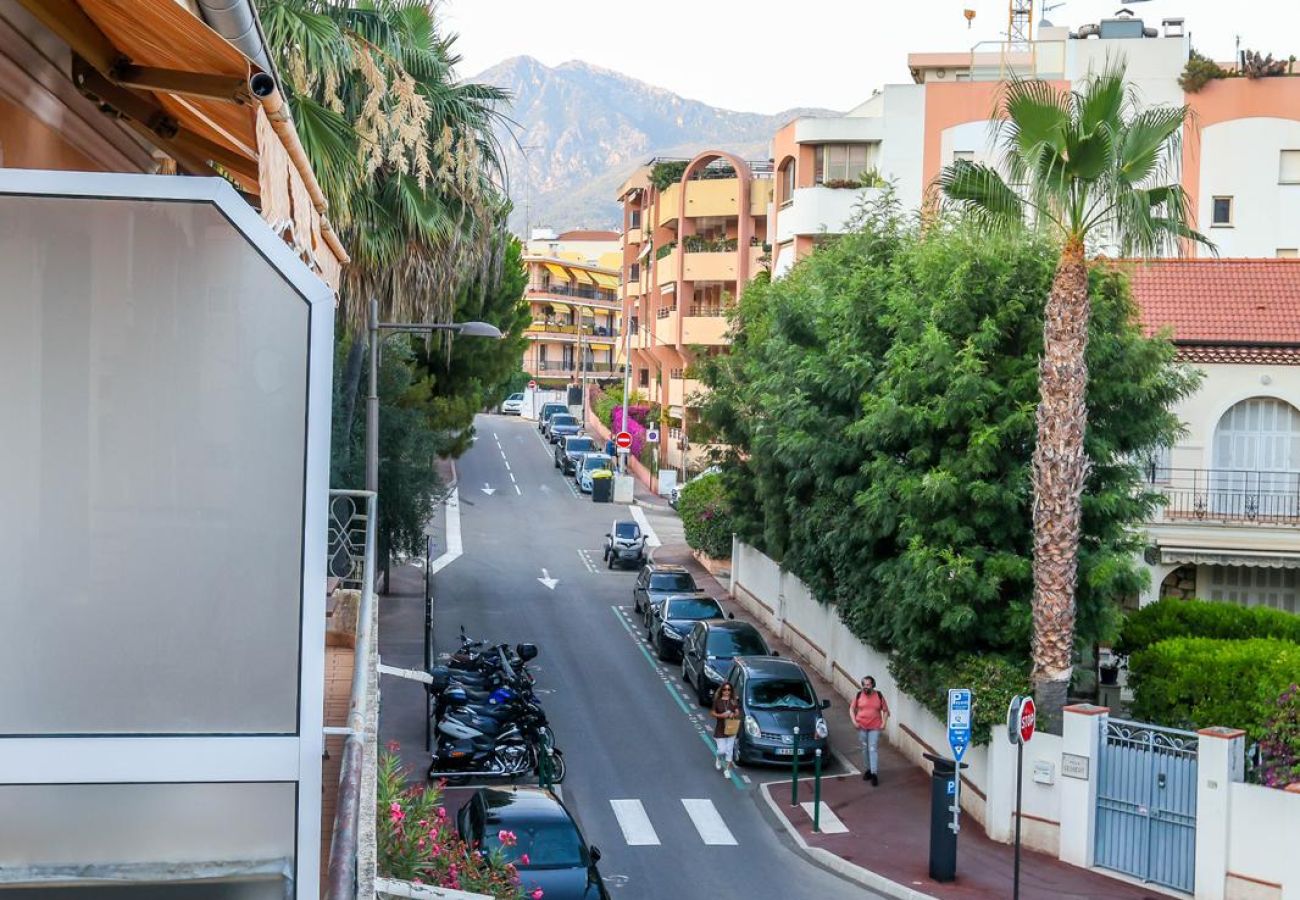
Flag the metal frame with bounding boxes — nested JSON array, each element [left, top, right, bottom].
[[0, 169, 335, 897]]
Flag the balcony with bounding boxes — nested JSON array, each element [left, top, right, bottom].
[[531, 361, 622, 377], [667, 377, 705, 408], [1147, 468, 1300, 526], [527, 282, 620, 307], [778, 185, 884, 242], [525, 322, 620, 344], [682, 313, 730, 346]]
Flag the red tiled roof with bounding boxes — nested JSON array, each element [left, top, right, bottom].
[[557, 229, 620, 241], [1120, 258, 1300, 346]]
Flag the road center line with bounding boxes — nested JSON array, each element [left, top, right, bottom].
[[609, 799, 661, 846]]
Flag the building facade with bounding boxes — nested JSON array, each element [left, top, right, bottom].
[[522, 229, 623, 387], [770, 12, 1300, 276], [1127, 259, 1300, 612], [617, 153, 773, 473]]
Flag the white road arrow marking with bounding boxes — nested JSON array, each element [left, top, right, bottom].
[[481, 483, 496, 496], [538, 568, 559, 590]]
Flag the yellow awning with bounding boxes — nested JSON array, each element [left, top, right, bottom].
[[544, 263, 573, 282], [590, 271, 619, 288], [571, 269, 597, 286]]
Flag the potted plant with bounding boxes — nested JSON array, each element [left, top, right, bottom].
[[1099, 652, 1127, 686]]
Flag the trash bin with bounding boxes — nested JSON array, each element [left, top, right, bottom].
[[922, 752, 967, 882], [591, 469, 614, 503]]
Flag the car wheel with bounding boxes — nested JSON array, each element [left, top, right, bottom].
[[654, 634, 669, 661], [633, 597, 641, 614], [697, 681, 710, 707], [681, 659, 690, 685]]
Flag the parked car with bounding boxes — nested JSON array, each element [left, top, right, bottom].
[[644, 593, 728, 662], [603, 520, 646, 569], [576, 453, 615, 493], [669, 465, 722, 508], [456, 787, 609, 900], [556, 435, 597, 474], [681, 619, 773, 706], [727, 656, 830, 766], [632, 563, 698, 615], [548, 413, 581, 444], [501, 392, 525, 415], [538, 402, 569, 431]]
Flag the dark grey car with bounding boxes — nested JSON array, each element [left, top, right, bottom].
[[644, 593, 727, 662], [556, 435, 597, 474], [548, 413, 581, 444], [727, 656, 830, 766], [538, 402, 569, 431], [631, 563, 699, 616], [681, 619, 772, 706]]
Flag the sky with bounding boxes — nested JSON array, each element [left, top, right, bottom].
[[440, 0, 1300, 113]]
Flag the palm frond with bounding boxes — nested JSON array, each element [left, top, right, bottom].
[[938, 161, 1026, 234]]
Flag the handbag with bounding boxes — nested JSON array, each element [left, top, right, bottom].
[[722, 716, 740, 737]]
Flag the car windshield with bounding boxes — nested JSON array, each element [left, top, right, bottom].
[[664, 597, 723, 620], [543, 405, 566, 416], [483, 819, 586, 869], [614, 522, 640, 539], [582, 456, 611, 471], [707, 628, 768, 657], [507, 393, 523, 402], [566, 438, 595, 453], [747, 678, 817, 710], [649, 572, 696, 592], [550, 415, 576, 426]]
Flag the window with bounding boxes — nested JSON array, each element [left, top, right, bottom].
[[952, 150, 975, 165], [1278, 248, 1299, 259], [747, 678, 817, 709], [1211, 196, 1233, 226], [649, 572, 697, 592], [1208, 566, 1298, 613], [669, 368, 684, 380], [638, 368, 649, 387], [814, 143, 879, 184], [1280, 150, 1300, 184], [778, 157, 797, 205], [630, 209, 642, 228], [629, 262, 640, 281]]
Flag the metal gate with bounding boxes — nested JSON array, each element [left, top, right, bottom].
[[1095, 718, 1199, 893]]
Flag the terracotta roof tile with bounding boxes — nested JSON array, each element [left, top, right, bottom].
[[557, 229, 620, 241], [1117, 258, 1300, 346]]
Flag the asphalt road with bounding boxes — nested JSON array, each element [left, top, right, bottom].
[[379, 413, 874, 899]]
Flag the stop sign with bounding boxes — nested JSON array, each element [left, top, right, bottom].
[[1009, 696, 1036, 744], [615, 431, 633, 450], [527, 380, 537, 390]]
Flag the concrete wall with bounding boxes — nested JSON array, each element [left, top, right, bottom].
[[1225, 781, 1300, 899], [1199, 118, 1300, 258]]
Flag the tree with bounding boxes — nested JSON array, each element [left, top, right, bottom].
[[937, 64, 1210, 731], [697, 199, 1198, 705]]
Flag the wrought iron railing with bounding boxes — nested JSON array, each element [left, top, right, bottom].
[[1145, 466, 1300, 525], [527, 282, 619, 303], [325, 489, 378, 900], [536, 361, 619, 374], [656, 306, 676, 319]]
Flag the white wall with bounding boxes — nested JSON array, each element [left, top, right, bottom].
[[1066, 35, 1186, 108], [1200, 119, 1300, 258], [1226, 782, 1300, 899], [1166, 363, 1300, 472], [776, 186, 878, 242], [940, 119, 1000, 168], [877, 83, 927, 211]]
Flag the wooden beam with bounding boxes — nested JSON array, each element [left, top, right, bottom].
[[14, 0, 123, 75], [111, 64, 255, 107]]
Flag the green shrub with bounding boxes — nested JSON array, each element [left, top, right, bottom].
[[1128, 638, 1300, 740], [678, 472, 733, 559], [1258, 684, 1300, 789], [1115, 598, 1300, 657], [888, 653, 1031, 746], [651, 160, 688, 191], [1178, 49, 1230, 93]]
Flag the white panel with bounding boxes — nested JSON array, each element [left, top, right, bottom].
[[0, 736, 301, 783], [1200, 119, 1300, 257]]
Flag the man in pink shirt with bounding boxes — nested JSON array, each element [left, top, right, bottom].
[[850, 675, 889, 785]]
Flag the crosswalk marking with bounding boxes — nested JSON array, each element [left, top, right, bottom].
[[610, 799, 661, 846], [799, 801, 849, 834], [681, 798, 738, 845]]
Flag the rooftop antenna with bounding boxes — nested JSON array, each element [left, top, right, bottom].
[[1008, 0, 1034, 46]]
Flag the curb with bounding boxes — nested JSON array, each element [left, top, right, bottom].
[[757, 780, 940, 900]]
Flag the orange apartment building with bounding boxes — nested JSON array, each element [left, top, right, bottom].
[[769, 11, 1300, 275], [616, 153, 773, 473], [522, 229, 624, 388]]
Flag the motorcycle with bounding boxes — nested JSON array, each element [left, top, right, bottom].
[[427, 715, 566, 784]]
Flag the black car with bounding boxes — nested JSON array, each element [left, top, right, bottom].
[[548, 414, 582, 444], [538, 402, 569, 431], [556, 435, 597, 474], [681, 619, 772, 706], [457, 786, 609, 900], [644, 593, 728, 661], [631, 563, 698, 615], [727, 656, 830, 766]]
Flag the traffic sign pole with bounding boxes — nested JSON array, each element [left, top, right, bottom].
[[946, 688, 972, 835], [1006, 694, 1035, 900]]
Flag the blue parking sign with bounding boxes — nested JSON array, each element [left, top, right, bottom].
[[947, 688, 972, 762]]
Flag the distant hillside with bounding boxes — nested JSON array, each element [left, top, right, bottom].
[[472, 56, 836, 233]]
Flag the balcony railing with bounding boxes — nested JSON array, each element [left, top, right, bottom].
[[528, 282, 618, 304], [656, 305, 677, 319], [535, 361, 620, 374], [1146, 467, 1300, 525]]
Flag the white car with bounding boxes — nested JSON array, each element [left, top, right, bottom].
[[501, 393, 524, 415], [577, 453, 615, 493], [669, 465, 722, 507]]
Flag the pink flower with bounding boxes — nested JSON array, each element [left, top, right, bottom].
[[388, 801, 405, 824], [497, 829, 517, 847], [386, 740, 401, 753], [531, 889, 545, 899], [436, 806, 448, 820], [520, 853, 530, 865]]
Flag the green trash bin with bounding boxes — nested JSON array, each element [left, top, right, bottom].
[[591, 469, 614, 503]]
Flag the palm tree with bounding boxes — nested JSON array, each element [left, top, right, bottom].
[[939, 64, 1211, 732]]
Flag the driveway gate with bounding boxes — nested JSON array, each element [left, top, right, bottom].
[[1095, 718, 1198, 893]]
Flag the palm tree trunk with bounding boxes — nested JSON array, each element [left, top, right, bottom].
[[1031, 238, 1091, 734]]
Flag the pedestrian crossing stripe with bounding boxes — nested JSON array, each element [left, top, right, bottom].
[[681, 798, 738, 845], [610, 799, 660, 846], [607, 798, 738, 847], [799, 801, 849, 834]]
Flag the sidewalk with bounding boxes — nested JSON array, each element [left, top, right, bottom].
[[649, 536, 1164, 900]]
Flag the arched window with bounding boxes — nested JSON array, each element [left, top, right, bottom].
[[1210, 397, 1300, 518], [777, 157, 796, 206]]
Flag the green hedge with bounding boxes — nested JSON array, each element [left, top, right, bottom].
[[1115, 599, 1300, 657], [1128, 637, 1300, 740], [677, 473, 733, 559], [888, 653, 1030, 746]]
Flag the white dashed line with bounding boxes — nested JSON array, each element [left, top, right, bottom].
[[610, 800, 661, 846], [514, 485, 522, 495]]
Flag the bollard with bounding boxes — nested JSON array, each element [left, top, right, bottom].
[[813, 748, 823, 832], [791, 726, 801, 807], [538, 743, 551, 790]]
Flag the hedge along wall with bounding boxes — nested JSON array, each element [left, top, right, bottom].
[[1115, 598, 1300, 657], [1127, 637, 1300, 741]]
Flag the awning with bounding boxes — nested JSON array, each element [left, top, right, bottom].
[[571, 269, 597, 286], [1160, 547, 1300, 569], [544, 263, 573, 282], [590, 271, 619, 288]]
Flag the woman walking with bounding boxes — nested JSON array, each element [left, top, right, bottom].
[[711, 682, 741, 776], [851, 676, 889, 785]]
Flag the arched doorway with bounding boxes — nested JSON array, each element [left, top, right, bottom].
[[1210, 397, 1300, 519]]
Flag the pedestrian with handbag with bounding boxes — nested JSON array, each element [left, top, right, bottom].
[[851, 676, 889, 786], [711, 682, 741, 776]]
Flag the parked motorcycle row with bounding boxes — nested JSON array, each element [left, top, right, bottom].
[[425, 628, 567, 785]]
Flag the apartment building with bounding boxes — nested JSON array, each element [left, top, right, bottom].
[[617, 153, 773, 473], [0, 2, 345, 896], [522, 228, 623, 387], [770, 11, 1300, 275]]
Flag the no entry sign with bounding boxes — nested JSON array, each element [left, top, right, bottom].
[[615, 431, 633, 450], [527, 380, 537, 390]]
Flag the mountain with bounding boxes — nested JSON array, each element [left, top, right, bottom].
[[471, 56, 836, 235]]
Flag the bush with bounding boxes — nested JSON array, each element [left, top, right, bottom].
[[678, 472, 734, 559], [1115, 598, 1300, 657], [1127, 638, 1300, 741], [1258, 684, 1300, 789], [651, 160, 688, 191], [1179, 49, 1230, 93], [889, 653, 1031, 746]]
